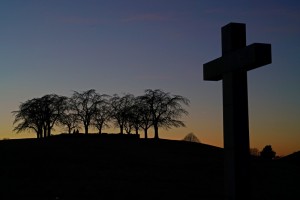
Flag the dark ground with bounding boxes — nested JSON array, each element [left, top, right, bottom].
[[0, 134, 299, 200]]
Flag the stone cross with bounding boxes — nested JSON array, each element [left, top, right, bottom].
[[203, 23, 272, 200]]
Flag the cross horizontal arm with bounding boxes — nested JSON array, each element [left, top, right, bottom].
[[203, 43, 272, 81]]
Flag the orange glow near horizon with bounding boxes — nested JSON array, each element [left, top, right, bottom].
[[2, 113, 299, 157]]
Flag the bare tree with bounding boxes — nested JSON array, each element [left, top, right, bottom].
[[12, 94, 68, 138], [129, 97, 143, 135], [93, 97, 111, 134], [110, 93, 135, 134], [40, 94, 68, 137], [135, 95, 152, 138], [70, 89, 106, 134], [12, 98, 44, 138], [143, 89, 190, 139], [123, 95, 137, 134], [60, 112, 80, 134], [183, 132, 200, 143]]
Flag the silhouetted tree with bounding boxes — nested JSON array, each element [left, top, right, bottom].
[[260, 145, 276, 160], [250, 148, 260, 157], [58, 98, 80, 134], [12, 94, 68, 138], [128, 96, 145, 135], [129, 105, 140, 135], [12, 98, 44, 138], [182, 132, 200, 143], [60, 113, 80, 134], [93, 96, 111, 134], [135, 95, 152, 138], [70, 89, 106, 134], [40, 94, 68, 137], [110, 94, 135, 134], [142, 89, 190, 139], [123, 95, 139, 134]]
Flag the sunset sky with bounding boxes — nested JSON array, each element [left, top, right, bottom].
[[1, 0, 299, 156]]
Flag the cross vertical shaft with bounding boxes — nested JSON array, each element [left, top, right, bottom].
[[222, 23, 250, 200], [203, 22, 271, 200]]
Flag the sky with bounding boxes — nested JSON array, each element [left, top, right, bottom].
[[1, 0, 299, 156]]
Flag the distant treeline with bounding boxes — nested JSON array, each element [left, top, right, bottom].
[[12, 89, 190, 139]]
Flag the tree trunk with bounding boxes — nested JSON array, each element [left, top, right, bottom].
[[37, 128, 41, 138], [144, 129, 148, 139], [98, 123, 103, 134], [135, 127, 139, 135], [37, 130, 42, 139], [154, 123, 159, 139], [85, 125, 89, 134], [47, 127, 51, 137], [120, 126, 123, 134], [43, 128, 47, 138]]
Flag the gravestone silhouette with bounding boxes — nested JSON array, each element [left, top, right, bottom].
[[203, 23, 272, 199]]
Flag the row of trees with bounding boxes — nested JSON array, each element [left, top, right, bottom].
[[12, 89, 190, 139]]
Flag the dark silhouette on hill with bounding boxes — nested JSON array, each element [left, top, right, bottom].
[[70, 89, 108, 134], [260, 145, 276, 160], [182, 132, 200, 143], [141, 89, 190, 139], [12, 94, 68, 138]]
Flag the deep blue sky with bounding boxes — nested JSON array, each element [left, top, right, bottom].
[[1, 0, 300, 155]]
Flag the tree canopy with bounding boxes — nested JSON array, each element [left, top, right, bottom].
[[183, 133, 200, 143], [142, 89, 190, 139], [260, 145, 276, 160], [12, 94, 68, 138]]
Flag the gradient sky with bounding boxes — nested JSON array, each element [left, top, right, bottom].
[[1, 0, 299, 156]]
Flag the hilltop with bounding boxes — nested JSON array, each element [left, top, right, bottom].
[[0, 135, 224, 200], [277, 150, 300, 166], [0, 135, 299, 200]]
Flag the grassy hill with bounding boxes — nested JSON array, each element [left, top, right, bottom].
[[0, 134, 299, 200]]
